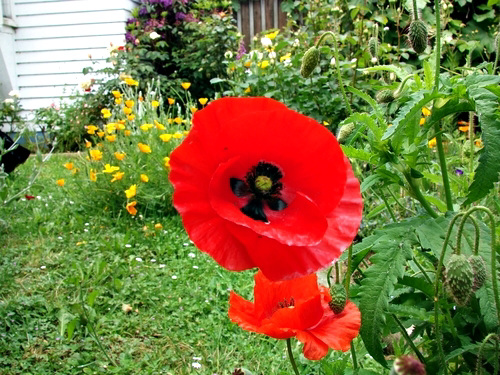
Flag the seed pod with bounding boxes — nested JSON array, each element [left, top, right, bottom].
[[468, 255, 487, 291], [408, 20, 428, 54], [391, 355, 426, 375], [300, 46, 320, 78], [376, 89, 395, 104], [329, 283, 347, 314], [445, 254, 474, 306], [369, 37, 379, 58], [337, 122, 356, 143]]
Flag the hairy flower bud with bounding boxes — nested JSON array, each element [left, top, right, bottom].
[[469, 255, 487, 291], [408, 20, 428, 54], [300, 46, 320, 78], [337, 122, 356, 143], [369, 37, 379, 58], [445, 254, 474, 306], [329, 283, 347, 314], [390, 355, 426, 375], [376, 89, 395, 104]]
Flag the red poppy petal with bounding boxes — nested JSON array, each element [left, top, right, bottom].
[[228, 291, 261, 331], [209, 156, 328, 246], [308, 301, 361, 352], [295, 331, 329, 360]]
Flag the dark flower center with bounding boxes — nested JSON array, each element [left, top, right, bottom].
[[277, 297, 295, 309], [230, 161, 287, 223]]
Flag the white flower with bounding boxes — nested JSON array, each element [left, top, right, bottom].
[[283, 59, 291, 67], [40, 266, 46, 269], [125, 244, 132, 248], [292, 38, 300, 47], [351, 58, 357, 63], [135, 257, 143, 262], [371, 57, 378, 63], [193, 356, 202, 361], [330, 57, 336, 66], [193, 265, 199, 269], [224, 50, 233, 59], [188, 252, 196, 258], [268, 51, 276, 59], [149, 31, 161, 40], [8, 90, 20, 98], [171, 275, 177, 280], [159, 264, 166, 268], [150, 259, 156, 263], [3, 98, 14, 104], [261, 37, 272, 48], [384, 26, 390, 31], [192, 362, 202, 369]]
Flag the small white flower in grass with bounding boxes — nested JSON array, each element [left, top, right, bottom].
[[193, 266, 199, 269], [159, 264, 166, 268], [351, 58, 357, 63], [171, 275, 177, 280], [261, 37, 272, 48], [371, 57, 378, 63], [330, 57, 336, 66], [188, 252, 195, 258], [36, 196, 41, 200], [151, 259, 156, 263], [135, 257, 143, 262], [84, 229, 88, 232], [58, 236, 63, 240], [192, 362, 202, 369], [268, 51, 276, 59], [8, 90, 20, 97], [224, 50, 233, 59], [193, 356, 202, 361], [69, 201, 74, 205], [40, 266, 46, 269], [85, 223, 89, 226], [125, 244, 132, 248], [384, 26, 390, 31], [149, 31, 161, 39], [183, 242, 189, 247]]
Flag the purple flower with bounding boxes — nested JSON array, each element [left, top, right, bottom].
[[125, 31, 135, 43], [175, 12, 186, 21], [139, 7, 149, 17], [236, 41, 247, 60], [126, 18, 137, 24], [160, 0, 172, 6], [455, 168, 464, 176]]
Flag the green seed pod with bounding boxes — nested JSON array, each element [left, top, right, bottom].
[[469, 255, 487, 291], [376, 89, 395, 104], [408, 20, 428, 54], [445, 254, 474, 306], [329, 283, 347, 314], [337, 122, 355, 143], [369, 37, 379, 58], [300, 46, 320, 78]]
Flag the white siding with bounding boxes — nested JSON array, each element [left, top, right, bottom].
[[12, 0, 138, 119]]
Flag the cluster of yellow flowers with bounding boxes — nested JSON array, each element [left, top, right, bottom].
[[58, 79, 211, 216]]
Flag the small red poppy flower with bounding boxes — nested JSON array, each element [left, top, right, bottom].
[[169, 97, 362, 281], [228, 271, 361, 360], [25, 195, 35, 200]]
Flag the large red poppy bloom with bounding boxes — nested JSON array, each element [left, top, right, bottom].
[[169, 97, 362, 281], [229, 271, 361, 360]]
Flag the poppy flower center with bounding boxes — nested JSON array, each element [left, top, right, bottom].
[[229, 161, 288, 223], [277, 297, 295, 309]]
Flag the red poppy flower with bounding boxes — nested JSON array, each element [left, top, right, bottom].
[[25, 195, 35, 200], [169, 97, 362, 281], [228, 271, 361, 360]]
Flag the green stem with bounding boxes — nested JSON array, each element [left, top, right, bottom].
[[455, 214, 480, 256], [433, 121, 454, 211], [378, 188, 397, 222], [412, 256, 433, 285], [351, 342, 359, 371], [286, 338, 300, 375], [469, 112, 475, 180], [475, 333, 499, 375], [335, 262, 341, 284], [391, 313, 426, 364], [493, 33, 499, 74], [403, 171, 438, 218], [345, 244, 353, 294], [412, 0, 419, 20], [434, 213, 464, 375], [434, 0, 442, 91]]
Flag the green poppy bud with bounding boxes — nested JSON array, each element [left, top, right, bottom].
[[469, 255, 487, 291], [376, 89, 395, 104], [300, 46, 320, 78], [337, 122, 356, 143], [369, 37, 379, 58], [445, 254, 474, 306], [408, 20, 428, 54], [329, 283, 347, 314]]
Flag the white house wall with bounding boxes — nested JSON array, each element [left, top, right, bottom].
[[9, 0, 139, 127]]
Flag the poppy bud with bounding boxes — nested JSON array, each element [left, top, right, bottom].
[[408, 20, 428, 54], [468, 255, 487, 291], [329, 283, 347, 314], [337, 122, 355, 143], [444, 254, 474, 306], [300, 46, 320, 78], [376, 89, 395, 104], [390, 355, 426, 375], [369, 37, 379, 58]]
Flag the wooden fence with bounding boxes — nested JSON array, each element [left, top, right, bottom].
[[236, 0, 287, 47]]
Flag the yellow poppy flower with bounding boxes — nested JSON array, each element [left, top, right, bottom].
[[124, 130, 131, 136], [56, 179, 65, 187], [124, 78, 139, 86], [173, 132, 183, 139], [127, 114, 135, 121], [140, 174, 149, 182], [102, 164, 120, 174], [125, 100, 134, 108], [106, 134, 116, 142], [123, 107, 132, 115], [244, 60, 251, 68], [244, 86, 251, 94], [140, 123, 154, 132], [101, 108, 111, 118], [173, 117, 183, 124], [114, 151, 126, 161], [422, 107, 431, 117], [181, 82, 191, 90], [115, 98, 123, 105], [111, 171, 124, 182], [86, 125, 98, 134], [190, 107, 198, 114], [280, 53, 291, 62], [96, 131, 104, 138], [159, 134, 172, 142], [85, 140, 92, 148], [63, 162, 74, 170], [258, 60, 270, 69], [419, 118, 426, 126], [152, 100, 160, 108], [112, 90, 121, 99], [125, 184, 137, 199], [458, 125, 469, 132], [428, 138, 437, 148], [89, 169, 97, 182], [154, 120, 165, 130], [168, 98, 175, 105], [199, 98, 208, 106], [163, 156, 170, 168], [89, 149, 103, 161], [265, 30, 279, 39], [138, 143, 151, 153], [126, 201, 137, 215], [106, 123, 117, 133], [154, 223, 163, 230], [115, 122, 125, 130]]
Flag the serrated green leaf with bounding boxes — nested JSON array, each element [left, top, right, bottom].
[[423, 61, 434, 90], [342, 112, 384, 142], [347, 87, 386, 128], [386, 304, 433, 321], [341, 145, 374, 163], [399, 275, 433, 297], [361, 64, 410, 80], [360, 174, 383, 193]]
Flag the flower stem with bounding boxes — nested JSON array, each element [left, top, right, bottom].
[[350, 342, 359, 371], [412, 0, 419, 20], [403, 171, 438, 218], [286, 338, 300, 375], [434, 0, 442, 91], [469, 112, 475, 181], [391, 313, 426, 364]]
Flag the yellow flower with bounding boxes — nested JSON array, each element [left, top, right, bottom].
[[159, 134, 172, 142], [244, 60, 251, 68], [120, 73, 132, 81], [111, 171, 124, 182], [56, 179, 65, 187], [126, 201, 137, 215], [190, 106, 198, 114], [63, 162, 74, 170], [71, 168, 79, 175], [112, 90, 121, 98], [101, 108, 111, 118], [258, 60, 270, 69], [125, 78, 139, 86], [114, 151, 126, 161], [152, 100, 160, 108], [106, 123, 117, 133], [168, 98, 175, 105], [140, 174, 149, 182], [181, 82, 191, 90], [97, 131, 105, 138], [115, 122, 125, 130], [89, 169, 97, 182], [115, 97, 123, 105], [102, 164, 120, 174], [86, 125, 98, 134], [123, 107, 133, 115], [85, 140, 92, 148], [154, 120, 165, 130], [244, 86, 251, 94], [140, 123, 154, 132], [428, 138, 437, 148], [163, 156, 170, 168], [173, 117, 183, 125], [199, 98, 208, 106], [138, 143, 151, 153], [154, 223, 163, 230], [124, 130, 131, 136], [323, 121, 329, 126], [421, 107, 431, 117], [265, 30, 279, 39], [419, 117, 426, 126], [106, 134, 116, 142], [475, 139, 483, 148], [173, 132, 183, 139], [280, 53, 291, 62], [125, 184, 137, 199], [183, 130, 189, 136], [89, 149, 103, 161], [127, 114, 135, 121], [125, 100, 134, 108], [458, 125, 469, 132]]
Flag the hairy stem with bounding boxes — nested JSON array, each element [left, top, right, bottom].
[[391, 314, 426, 364], [286, 338, 300, 375], [403, 171, 438, 218]]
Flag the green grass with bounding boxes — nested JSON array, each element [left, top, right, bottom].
[[0, 154, 383, 375]]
